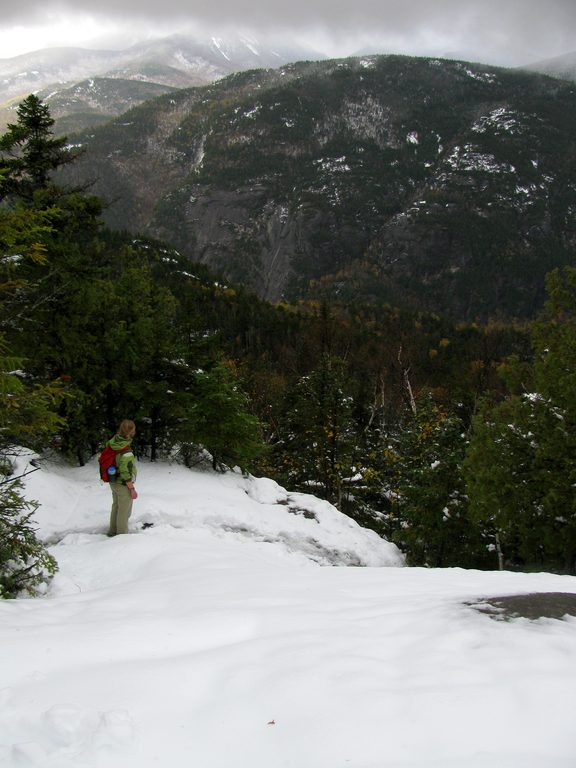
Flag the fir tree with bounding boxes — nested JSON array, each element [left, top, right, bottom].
[[465, 267, 576, 573], [277, 354, 356, 508], [0, 332, 62, 601], [391, 396, 487, 568], [187, 360, 266, 472], [0, 476, 58, 598], [0, 94, 73, 202], [465, 394, 542, 570]]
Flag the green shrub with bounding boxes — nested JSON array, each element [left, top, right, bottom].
[[0, 478, 57, 599]]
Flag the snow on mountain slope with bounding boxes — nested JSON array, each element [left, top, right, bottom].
[[1, 457, 576, 768], [24, 457, 402, 567], [0, 34, 324, 105]]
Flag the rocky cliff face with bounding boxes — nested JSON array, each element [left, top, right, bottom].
[[62, 56, 576, 320]]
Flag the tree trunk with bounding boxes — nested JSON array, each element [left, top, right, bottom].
[[398, 346, 417, 416], [495, 531, 504, 571]]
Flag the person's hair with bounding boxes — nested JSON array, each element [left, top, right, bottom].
[[117, 419, 136, 439]]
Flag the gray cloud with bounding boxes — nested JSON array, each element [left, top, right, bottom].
[[2, 0, 575, 65]]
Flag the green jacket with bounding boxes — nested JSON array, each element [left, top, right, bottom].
[[107, 434, 137, 484]]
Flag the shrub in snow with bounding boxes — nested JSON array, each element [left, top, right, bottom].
[[0, 478, 57, 598]]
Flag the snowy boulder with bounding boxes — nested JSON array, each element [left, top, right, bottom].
[[223, 473, 404, 567], [23, 457, 404, 568]]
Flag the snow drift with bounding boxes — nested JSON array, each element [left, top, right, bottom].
[[1, 456, 576, 768]]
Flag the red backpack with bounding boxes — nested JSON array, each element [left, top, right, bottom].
[[98, 444, 130, 482]]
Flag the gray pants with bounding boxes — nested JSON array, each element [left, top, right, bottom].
[[108, 482, 133, 536]]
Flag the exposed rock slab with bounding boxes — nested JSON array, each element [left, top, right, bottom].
[[467, 591, 576, 621]]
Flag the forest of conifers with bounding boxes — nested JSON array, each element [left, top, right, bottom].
[[2, 95, 576, 586]]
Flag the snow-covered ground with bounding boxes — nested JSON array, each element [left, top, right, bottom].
[[2, 456, 576, 768]]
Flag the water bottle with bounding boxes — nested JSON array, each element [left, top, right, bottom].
[[107, 465, 117, 479]]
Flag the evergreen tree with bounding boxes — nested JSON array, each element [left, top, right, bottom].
[[532, 267, 576, 412], [344, 422, 402, 538], [465, 267, 576, 573], [465, 393, 553, 570], [0, 199, 63, 598], [276, 354, 356, 507], [186, 360, 266, 472], [0, 94, 72, 202], [0, 174, 65, 453], [97, 258, 176, 427], [0, 340, 61, 601], [0, 477, 58, 598], [391, 396, 487, 567]]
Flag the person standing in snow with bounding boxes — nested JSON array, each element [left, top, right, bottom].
[[106, 419, 138, 537]]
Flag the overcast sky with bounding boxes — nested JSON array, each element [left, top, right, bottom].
[[0, 0, 574, 66]]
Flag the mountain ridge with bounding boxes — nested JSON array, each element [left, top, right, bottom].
[[524, 49, 576, 83], [0, 34, 325, 133], [60, 54, 576, 321]]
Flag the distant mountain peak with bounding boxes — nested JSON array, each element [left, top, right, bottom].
[[0, 33, 325, 106], [523, 50, 576, 82], [0, 33, 326, 133]]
